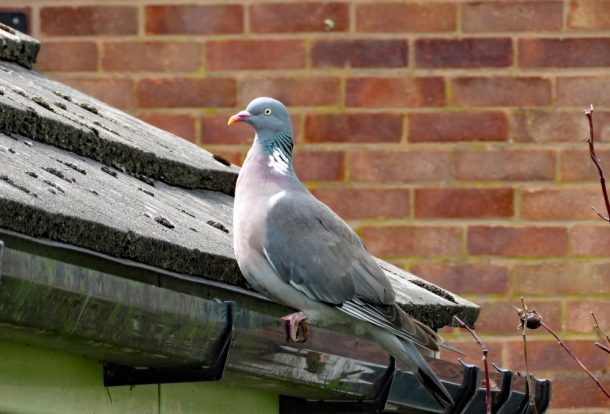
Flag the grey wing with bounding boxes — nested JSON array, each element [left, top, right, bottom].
[[265, 192, 440, 351], [264, 192, 394, 305]]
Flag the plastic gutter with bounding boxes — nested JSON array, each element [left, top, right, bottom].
[[0, 229, 549, 413]]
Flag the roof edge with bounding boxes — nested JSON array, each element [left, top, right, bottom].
[[0, 23, 39, 69]]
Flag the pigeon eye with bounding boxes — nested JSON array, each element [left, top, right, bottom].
[[264, 108, 272, 116]]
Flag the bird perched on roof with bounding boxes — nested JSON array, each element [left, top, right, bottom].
[[228, 97, 454, 407]]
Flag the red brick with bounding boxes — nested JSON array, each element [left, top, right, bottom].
[[415, 38, 512, 68], [560, 149, 610, 181], [137, 114, 196, 143], [136, 78, 236, 109], [102, 42, 202, 72], [452, 77, 551, 107], [513, 262, 610, 295], [409, 112, 508, 142], [293, 151, 344, 182], [311, 187, 409, 220], [145, 4, 242, 35], [349, 150, 451, 182], [550, 374, 610, 408], [474, 300, 561, 335], [463, 1, 563, 32], [41, 6, 137, 36], [438, 339, 503, 366], [567, 300, 610, 332], [411, 262, 509, 295], [240, 77, 340, 107], [521, 187, 603, 220], [356, 2, 456, 32], [35, 42, 98, 72], [206, 40, 305, 71], [250, 2, 348, 33], [201, 114, 252, 145], [360, 226, 463, 257], [507, 339, 609, 371], [57, 78, 136, 109], [347, 77, 445, 108], [568, 0, 610, 30], [520, 38, 610, 68], [468, 226, 568, 256], [454, 150, 555, 181], [305, 113, 402, 143], [512, 110, 607, 143], [415, 188, 513, 218], [312, 40, 407, 68], [557, 76, 610, 106], [571, 225, 610, 256]]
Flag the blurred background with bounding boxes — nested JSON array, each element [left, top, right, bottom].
[[4, 1, 610, 411]]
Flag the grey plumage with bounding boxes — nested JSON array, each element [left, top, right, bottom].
[[230, 97, 453, 407]]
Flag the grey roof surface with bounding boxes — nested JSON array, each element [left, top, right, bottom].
[[0, 61, 238, 195], [0, 23, 39, 69], [0, 37, 478, 328]]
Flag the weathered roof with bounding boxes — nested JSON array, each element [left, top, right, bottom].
[[0, 23, 39, 69], [0, 25, 477, 329], [0, 59, 237, 195]]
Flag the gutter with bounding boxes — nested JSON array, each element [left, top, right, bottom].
[[0, 230, 550, 413]]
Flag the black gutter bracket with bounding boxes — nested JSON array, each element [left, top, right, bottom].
[[492, 364, 515, 413], [280, 355, 396, 414], [103, 301, 235, 387], [450, 360, 480, 413], [518, 375, 551, 414]]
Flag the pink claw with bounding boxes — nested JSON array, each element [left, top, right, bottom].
[[281, 311, 309, 343]]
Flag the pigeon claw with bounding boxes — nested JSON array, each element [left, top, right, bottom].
[[281, 311, 309, 343]]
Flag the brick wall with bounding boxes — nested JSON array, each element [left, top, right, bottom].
[[9, 1, 610, 411]]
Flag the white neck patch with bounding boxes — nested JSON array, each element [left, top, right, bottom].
[[268, 147, 290, 175]]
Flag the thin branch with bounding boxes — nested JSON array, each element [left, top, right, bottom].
[[585, 105, 610, 222], [516, 298, 538, 414], [595, 342, 610, 355], [591, 312, 610, 346], [540, 320, 610, 400], [453, 315, 491, 414]]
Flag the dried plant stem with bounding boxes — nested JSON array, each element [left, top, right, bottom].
[[453, 315, 491, 414], [519, 298, 538, 414], [591, 312, 610, 346], [540, 321, 610, 399], [585, 105, 610, 222], [596, 342, 610, 355]]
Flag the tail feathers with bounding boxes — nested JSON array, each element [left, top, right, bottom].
[[438, 341, 465, 356], [370, 327, 454, 408], [400, 339, 454, 408]]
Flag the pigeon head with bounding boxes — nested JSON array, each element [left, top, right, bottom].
[[228, 97, 293, 140]]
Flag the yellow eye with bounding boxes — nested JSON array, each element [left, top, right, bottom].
[[264, 108, 272, 116]]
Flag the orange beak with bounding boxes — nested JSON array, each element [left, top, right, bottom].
[[227, 110, 252, 125]]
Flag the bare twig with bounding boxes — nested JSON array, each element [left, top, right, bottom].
[[585, 105, 610, 222], [539, 320, 610, 400], [595, 342, 610, 355], [516, 302, 610, 401], [591, 312, 610, 346], [453, 315, 491, 414], [515, 298, 538, 414]]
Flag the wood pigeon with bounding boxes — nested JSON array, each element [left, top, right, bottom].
[[229, 97, 454, 407]]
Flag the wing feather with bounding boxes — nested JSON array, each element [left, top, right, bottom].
[[264, 190, 438, 351]]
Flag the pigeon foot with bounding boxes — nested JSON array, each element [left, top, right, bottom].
[[281, 311, 309, 343]]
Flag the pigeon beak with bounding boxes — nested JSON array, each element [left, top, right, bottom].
[[228, 111, 252, 125]]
